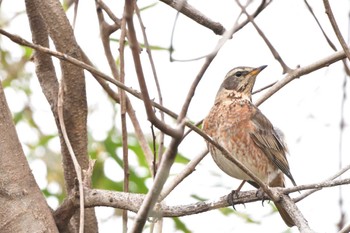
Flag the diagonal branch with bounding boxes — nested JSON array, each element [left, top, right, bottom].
[[323, 0, 350, 61], [94, 1, 155, 176], [159, 0, 225, 35], [159, 149, 208, 201], [135, 5, 166, 163], [255, 49, 346, 106], [1, 28, 347, 154], [169, 0, 270, 62], [129, 126, 185, 233], [2, 28, 346, 198], [236, 0, 291, 73], [304, 0, 337, 51], [124, 0, 182, 138]]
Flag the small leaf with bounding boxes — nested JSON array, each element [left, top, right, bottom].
[[173, 217, 192, 233]]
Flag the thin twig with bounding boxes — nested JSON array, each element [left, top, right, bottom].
[[94, 1, 155, 176], [1, 28, 347, 151], [135, 5, 166, 164], [72, 0, 79, 29], [236, 0, 291, 73], [176, 5, 245, 122], [255, 49, 346, 106], [252, 81, 277, 95], [159, 148, 208, 201], [303, 0, 337, 51], [323, 0, 350, 61], [129, 124, 185, 233], [57, 84, 84, 233], [119, 10, 129, 233], [124, 0, 182, 138], [293, 163, 350, 202], [150, 125, 158, 177], [169, 0, 271, 62], [4, 27, 346, 203], [336, 76, 347, 231], [96, 0, 122, 26], [159, 0, 225, 35]]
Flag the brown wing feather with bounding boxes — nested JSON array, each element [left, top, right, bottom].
[[249, 109, 297, 186]]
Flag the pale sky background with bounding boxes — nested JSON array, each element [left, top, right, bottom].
[[1, 0, 350, 233]]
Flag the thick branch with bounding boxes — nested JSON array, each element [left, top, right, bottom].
[[54, 178, 350, 220], [279, 194, 315, 233]]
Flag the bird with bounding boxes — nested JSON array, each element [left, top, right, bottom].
[[202, 65, 297, 227]]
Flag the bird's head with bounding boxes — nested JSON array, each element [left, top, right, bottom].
[[216, 65, 267, 101]]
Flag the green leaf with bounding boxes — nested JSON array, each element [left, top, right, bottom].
[[190, 194, 207, 202], [219, 207, 235, 216], [175, 152, 190, 164], [110, 38, 171, 51], [139, 2, 158, 12], [173, 217, 192, 233]]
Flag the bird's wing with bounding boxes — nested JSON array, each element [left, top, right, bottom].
[[249, 109, 297, 186]]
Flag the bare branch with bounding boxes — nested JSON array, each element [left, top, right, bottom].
[[255, 50, 346, 106], [279, 194, 315, 233], [129, 126, 185, 233], [323, 0, 350, 61], [236, 0, 291, 73], [293, 163, 350, 202], [96, 0, 122, 26], [159, 149, 208, 201], [1, 28, 347, 159], [339, 223, 350, 233], [56, 177, 350, 218], [169, 0, 271, 62], [176, 6, 245, 122], [94, 1, 155, 176], [57, 85, 85, 233], [304, 0, 337, 51], [119, 10, 129, 233], [124, 0, 182, 138], [135, 4, 166, 162], [159, 0, 225, 35]]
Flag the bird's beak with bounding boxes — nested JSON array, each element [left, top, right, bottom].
[[241, 65, 267, 96], [249, 65, 267, 77]]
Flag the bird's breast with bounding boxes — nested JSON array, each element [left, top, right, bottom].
[[203, 99, 278, 184]]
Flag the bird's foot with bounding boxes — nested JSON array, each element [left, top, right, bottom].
[[227, 190, 237, 210], [255, 188, 270, 207], [227, 190, 246, 210]]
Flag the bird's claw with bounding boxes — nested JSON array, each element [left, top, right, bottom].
[[255, 188, 267, 207], [227, 190, 246, 210]]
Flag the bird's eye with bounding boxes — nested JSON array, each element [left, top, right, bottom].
[[234, 71, 243, 77]]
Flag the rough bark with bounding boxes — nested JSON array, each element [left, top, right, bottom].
[[0, 83, 59, 233], [25, 0, 98, 232]]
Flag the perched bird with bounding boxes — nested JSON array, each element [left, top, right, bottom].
[[202, 65, 296, 227]]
